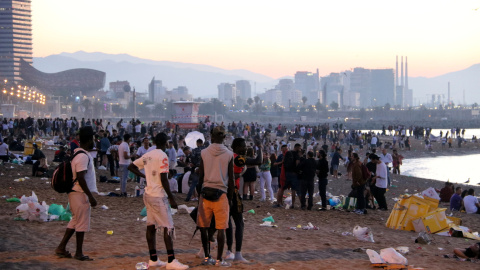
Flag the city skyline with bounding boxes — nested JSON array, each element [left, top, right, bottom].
[[32, 0, 480, 79]]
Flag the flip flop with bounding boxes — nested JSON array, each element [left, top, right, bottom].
[[55, 250, 72, 258], [74, 255, 94, 261]]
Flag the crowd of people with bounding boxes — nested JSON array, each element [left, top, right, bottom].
[[1, 116, 479, 266]]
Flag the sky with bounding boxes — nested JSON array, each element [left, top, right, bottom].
[[32, 0, 480, 79]]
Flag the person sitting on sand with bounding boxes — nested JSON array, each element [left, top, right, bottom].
[[453, 242, 480, 259], [450, 187, 463, 211], [462, 189, 480, 214], [439, 182, 454, 203]]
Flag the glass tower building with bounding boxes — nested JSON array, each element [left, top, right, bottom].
[[0, 0, 32, 85]]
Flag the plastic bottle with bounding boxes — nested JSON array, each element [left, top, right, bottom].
[[135, 185, 140, 197]]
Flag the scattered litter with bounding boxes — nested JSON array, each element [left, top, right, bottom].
[[40, 177, 48, 180], [101, 205, 109, 210], [302, 222, 318, 230], [140, 207, 147, 216], [415, 232, 432, 245], [98, 165, 107, 170], [107, 230, 113, 235], [379, 248, 408, 264], [342, 232, 353, 236], [247, 209, 255, 214], [141, 216, 147, 222], [259, 221, 277, 227], [395, 246, 409, 255], [115, 188, 120, 191], [266, 212, 271, 216], [262, 216, 275, 223], [6, 197, 20, 203], [353, 226, 374, 242]]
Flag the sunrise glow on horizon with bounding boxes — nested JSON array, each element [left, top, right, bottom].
[[32, 0, 480, 79]]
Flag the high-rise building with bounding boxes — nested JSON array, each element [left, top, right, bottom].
[[294, 70, 319, 105], [370, 68, 394, 107], [275, 79, 294, 107], [148, 77, 165, 103], [217, 83, 236, 107], [235, 80, 251, 100], [264, 89, 282, 106], [0, 0, 32, 85], [350, 68, 371, 108]]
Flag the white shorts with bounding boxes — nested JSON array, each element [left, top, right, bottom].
[[67, 192, 91, 232], [143, 194, 174, 230]]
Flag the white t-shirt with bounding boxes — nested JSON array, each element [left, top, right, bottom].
[[135, 124, 141, 133], [133, 149, 169, 197], [375, 162, 388, 188], [463, 195, 479, 214], [118, 142, 131, 165], [71, 148, 98, 194], [106, 124, 113, 135], [371, 136, 378, 145], [136, 146, 149, 157], [0, 142, 8, 156], [168, 177, 178, 193]]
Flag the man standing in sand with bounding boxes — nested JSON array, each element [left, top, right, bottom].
[[379, 148, 393, 187], [370, 154, 388, 211], [128, 133, 188, 269], [55, 126, 97, 261], [118, 134, 132, 197], [197, 126, 234, 267]]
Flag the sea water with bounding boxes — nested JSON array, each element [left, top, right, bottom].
[[401, 154, 480, 185]]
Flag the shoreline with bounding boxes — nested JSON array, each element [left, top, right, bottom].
[[1, 136, 480, 269]]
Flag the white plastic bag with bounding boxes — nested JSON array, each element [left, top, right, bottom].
[[366, 249, 385, 264], [421, 187, 440, 201], [379, 247, 408, 265], [353, 226, 374, 242], [20, 191, 38, 204]]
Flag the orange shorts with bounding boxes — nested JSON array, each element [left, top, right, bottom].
[[197, 193, 229, 230]]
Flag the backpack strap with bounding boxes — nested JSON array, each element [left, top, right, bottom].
[[71, 150, 91, 184]]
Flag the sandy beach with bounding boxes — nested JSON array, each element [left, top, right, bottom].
[[1, 136, 479, 270]]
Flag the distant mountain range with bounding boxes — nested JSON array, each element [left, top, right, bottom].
[[33, 51, 277, 98], [32, 51, 480, 103], [408, 64, 480, 105]]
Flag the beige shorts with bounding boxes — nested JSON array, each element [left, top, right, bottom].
[[197, 193, 229, 229], [67, 192, 91, 232], [144, 194, 174, 230]]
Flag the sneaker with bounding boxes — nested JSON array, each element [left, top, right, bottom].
[[149, 259, 167, 267], [166, 259, 189, 269], [202, 257, 216, 265], [215, 259, 231, 267], [225, 251, 235, 260]]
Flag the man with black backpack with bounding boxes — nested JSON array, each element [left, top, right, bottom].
[[55, 126, 97, 261]]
